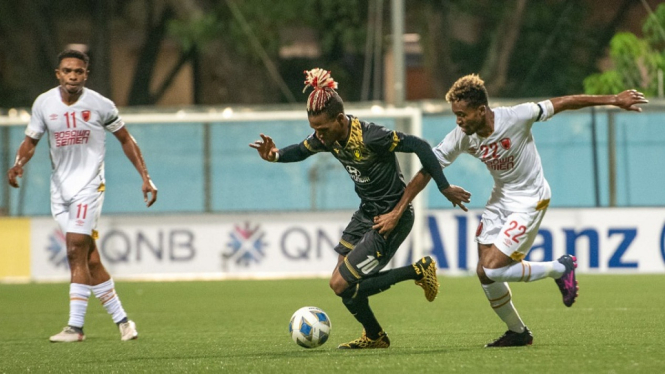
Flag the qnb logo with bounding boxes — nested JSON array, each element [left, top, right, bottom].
[[345, 165, 370, 183], [46, 229, 69, 269], [223, 222, 268, 267]]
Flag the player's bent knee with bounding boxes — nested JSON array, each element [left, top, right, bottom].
[[329, 273, 351, 296], [476, 266, 492, 283], [330, 280, 348, 296], [66, 245, 88, 263], [483, 266, 509, 282]]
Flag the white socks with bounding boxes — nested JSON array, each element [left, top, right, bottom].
[[483, 260, 566, 283], [68, 283, 91, 328], [482, 282, 525, 333], [92, 279, 128, 324]]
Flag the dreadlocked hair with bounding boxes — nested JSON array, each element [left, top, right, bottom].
[[445, 74, 488, 109], [303, 68, 344, 118]]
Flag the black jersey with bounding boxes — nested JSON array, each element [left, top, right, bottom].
[[303, 116, 407, 216]]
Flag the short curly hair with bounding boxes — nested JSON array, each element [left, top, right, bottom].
[[57, 49, 89, 67], [445, 74, 488, 108]]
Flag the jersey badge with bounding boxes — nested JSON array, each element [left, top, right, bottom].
[[500, 137, 511, 150], [82, 110, 91, 122], [353, 148, 361, 161], [49, 113, 58, 121]]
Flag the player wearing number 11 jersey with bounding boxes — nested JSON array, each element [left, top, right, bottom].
[[7, 49, 158, 342], [373, 74, 647, 347]]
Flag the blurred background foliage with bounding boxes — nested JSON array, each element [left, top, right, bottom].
[[584, 3, 665, 95], [0, 0, 663, 109]]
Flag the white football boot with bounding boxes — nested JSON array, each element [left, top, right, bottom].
[[119, 320, 138, 341], [49, 326, 85, 342]]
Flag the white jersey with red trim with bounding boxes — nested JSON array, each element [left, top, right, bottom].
[[433, 102, 551, 212], [25, 87, 125, 202]]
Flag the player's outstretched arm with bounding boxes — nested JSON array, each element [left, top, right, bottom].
[[550, 89, 648, 115], [249, 133, 279, 161], [395, 135, 471, 210], [7, 136, 39, 188], [250, 134, 314, 163], [113, 127, 157, 207]]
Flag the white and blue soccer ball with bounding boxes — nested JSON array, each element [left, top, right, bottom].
[[288, 306, 331, 348]]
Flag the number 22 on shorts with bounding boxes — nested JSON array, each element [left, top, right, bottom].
[[504, 220, 526, 243]]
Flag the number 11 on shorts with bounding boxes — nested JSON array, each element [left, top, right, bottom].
[[76, 204, 88, 219]]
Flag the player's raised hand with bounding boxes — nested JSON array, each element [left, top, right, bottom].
[[249, 134, 279, 161], [441, 185, 471, 212], [142, 178, 158, 207], [615, 89, 648, 112], [7, 164, 23, 188]]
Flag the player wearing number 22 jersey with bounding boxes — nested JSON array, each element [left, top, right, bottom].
[[434, 100, 552, 253], [374, 74, 647, 347]]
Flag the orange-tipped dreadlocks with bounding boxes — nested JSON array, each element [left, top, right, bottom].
[[303, 68, 339, 114]]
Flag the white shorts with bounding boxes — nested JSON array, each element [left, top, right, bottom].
[[51, 182, 105, 239], [475, 200, 549, 261]]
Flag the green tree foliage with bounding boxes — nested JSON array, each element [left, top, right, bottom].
[[411, 0, 624, 98], [167, 0, 367, 103], [584, 4, 665, 96]]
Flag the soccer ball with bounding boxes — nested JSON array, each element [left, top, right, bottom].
[[288, 306, 331, 348]]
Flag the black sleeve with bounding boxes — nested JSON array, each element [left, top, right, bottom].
[[277, 143, 314, 163], [395, 134, 450, 190]]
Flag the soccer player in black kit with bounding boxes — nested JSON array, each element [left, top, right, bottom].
[[250, 68, 471, 349]]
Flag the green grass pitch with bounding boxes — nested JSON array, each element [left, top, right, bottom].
[[1, 275, 663, 373]]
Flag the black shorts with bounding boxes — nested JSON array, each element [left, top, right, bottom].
[[335, 205, 415, 284]]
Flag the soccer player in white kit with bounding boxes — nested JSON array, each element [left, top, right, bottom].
[[372, 74, 647, 347], [6, 49, 158, 342]]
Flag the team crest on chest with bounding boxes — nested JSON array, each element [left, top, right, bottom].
[[353, 148, 362, 161], [500, 137, 511, 150], [82, 110, 91, 122]]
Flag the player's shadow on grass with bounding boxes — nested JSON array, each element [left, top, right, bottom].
[[224, 346, 479, 359]]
